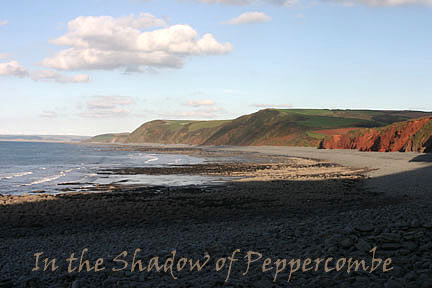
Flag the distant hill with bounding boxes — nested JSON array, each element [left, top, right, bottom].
[[88, 109, 432, 148], [0, 135, 90, 143], [85, 133, 130, 144], [319, 116, 432, 153]]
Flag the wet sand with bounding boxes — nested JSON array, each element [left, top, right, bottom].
[[1, 146, 431, 287]]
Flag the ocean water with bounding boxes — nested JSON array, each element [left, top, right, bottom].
[[0, 141, 218, 195]]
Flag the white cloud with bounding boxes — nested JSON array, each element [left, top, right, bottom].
[[226, 12, 271, 24], [160, 106, 225, 119], [31, 70, 90, 83], [0, 53, 9, 60], [184, 99, 216, 107], [197, 0, 252, 3], [250, 103, 292, 108], [330, 0, 432, 5], [195, 0, 298, 6], [42, 14, 232, 72], [197, 0, 432, 5], [365, 0, 432, 5], [81, 96, 135, 118], [0, 61, 29, 78], [0, 20, 8, 27], [88, 96, 134, 109], [0, 62, 88, 83]]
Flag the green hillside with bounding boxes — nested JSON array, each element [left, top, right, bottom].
[[200, 109, 431, 146], [89, 109, 432, 146], [87, 133, 130, 143], [126, 120, 230, 145], [406, 119, 432, 152]]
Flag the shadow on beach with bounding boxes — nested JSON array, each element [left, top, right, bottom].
[[1, 166, 432, 287], [409, 153, 432, 163]]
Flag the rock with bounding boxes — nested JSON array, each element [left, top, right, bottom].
[[419, 242, 432, 252], [32, 190, 46, 194], [382, 243, 401, 250], [355, 239, 370, 252], [385, 279, 403, 288], [0, 280, 14, 288], [405, 271, 417, 282], [391, 266, 402, 277], [71, 279, 88, 288], [341, 238, 354, 249], [355, 224, 374, 233], [398, 249, 410, 256], [380, 233, 400, 243], [253, 279, 273, 288], [103, 277, 122, 286], [343, 224, 355, 234], [422, 223, 432, 229], [403, 241, 417, 251], [354, 276, 369, 284], [327, 246, 338, 253], [414, 261, 424, 270], [420, 278, 432, 288]]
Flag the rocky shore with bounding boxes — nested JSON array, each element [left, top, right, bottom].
[[1, 148, 431, 287]]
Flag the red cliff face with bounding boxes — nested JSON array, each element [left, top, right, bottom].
[[319, 117, 432, 153]]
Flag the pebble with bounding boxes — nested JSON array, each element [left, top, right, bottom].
[[385, 279, 403, 288]]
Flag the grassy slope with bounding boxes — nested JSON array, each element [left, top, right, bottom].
[[121, 109, 432, 146], [125, 120, 230, 145], [406, 119, 432, 152], [88, 133, 130, 143]]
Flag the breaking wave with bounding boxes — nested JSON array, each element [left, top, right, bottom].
[[0, 171, 33, 180]]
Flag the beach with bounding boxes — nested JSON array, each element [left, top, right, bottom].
[[1, 146, 432, 287]]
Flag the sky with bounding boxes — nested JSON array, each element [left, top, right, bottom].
[[1, 0, 431, 136]]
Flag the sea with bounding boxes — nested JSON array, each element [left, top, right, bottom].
[[0, 141, 222, 195]]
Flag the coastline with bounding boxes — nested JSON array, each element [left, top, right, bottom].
[[1, 146, 432, 287]]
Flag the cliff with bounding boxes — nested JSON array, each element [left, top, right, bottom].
[[319, 117, 432, 152]]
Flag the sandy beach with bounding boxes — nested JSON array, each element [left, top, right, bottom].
[[1, 146, 432, 287], [217, 146, 432, 197]]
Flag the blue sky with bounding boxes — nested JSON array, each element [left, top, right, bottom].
[[1, 0, 431, 135]]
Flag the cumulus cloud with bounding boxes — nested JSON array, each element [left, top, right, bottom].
[[195, 0, 298, 6], [0, 61, 29, 78], [42, 14, 232, 72], [226, 12, 271, 24], [0, 60, 89, 83], [184, 99, 216, 107], [81, 96, 135, 118], [0, 20, 7, 26], [31, 70, 89, 83], [250, 103, 292, 108]]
